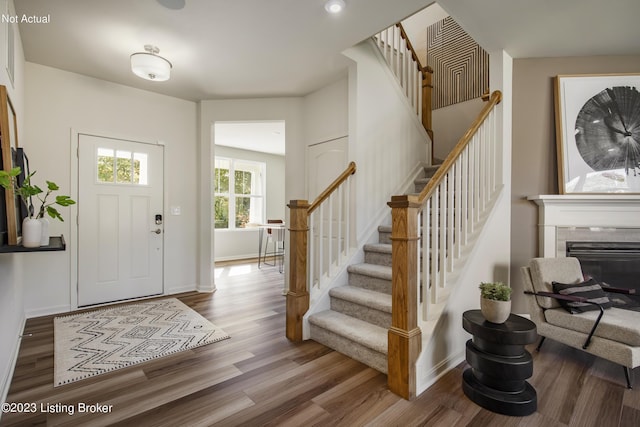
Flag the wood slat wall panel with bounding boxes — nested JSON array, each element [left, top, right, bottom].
[[426, 16, 489, 109]]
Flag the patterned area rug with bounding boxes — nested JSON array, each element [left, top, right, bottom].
[[54, 298, 229, 387]]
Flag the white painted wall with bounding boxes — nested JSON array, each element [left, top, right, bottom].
[[432, 98, 484, 160], [303, 77, 350, 210], [199, 98, 305, 292], [213, 145, 285, 261], [22, 63, 198, 316], [416, 50, 513, 394], [343, 40, 431, 242], [0, 0, 26, 405], [402, 3, 450, 66], [303, 77, 348, 146]]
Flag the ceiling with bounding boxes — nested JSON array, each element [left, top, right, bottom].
[[214, 121, 285, 156], [15, 0, 640, 105], [437, 0, 640, 59], [14, 0, 640, 154], [15, 0, 434, 102]]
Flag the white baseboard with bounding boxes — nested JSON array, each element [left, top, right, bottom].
[[214, 253, 259, 262], [416, 351, 466, 396], [25, 304, 71, 319], [166, 284, 198, 295], [1, 313, 26, 408]]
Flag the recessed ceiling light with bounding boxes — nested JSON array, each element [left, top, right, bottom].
[[325, 0, 346, 14]]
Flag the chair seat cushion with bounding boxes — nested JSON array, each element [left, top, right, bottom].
[[545, 307, 640, 346]]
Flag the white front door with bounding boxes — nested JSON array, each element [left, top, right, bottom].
[[78, 134, 164, 306]]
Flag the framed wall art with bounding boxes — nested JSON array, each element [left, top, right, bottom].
[[554, 74, 640, 194], [0, 84, 21, 244]]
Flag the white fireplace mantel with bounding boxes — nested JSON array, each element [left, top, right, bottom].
[[528, 195, 640, 257]]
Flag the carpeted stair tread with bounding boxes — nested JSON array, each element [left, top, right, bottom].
[[347, 263, 392, 280], [363, 243, 392, 254], [309, 310, 387, 354], [414, 177, 432, 185], [424, 165, 440, 176], [378, 225, 392, 233], [330, 285, 392, 313]]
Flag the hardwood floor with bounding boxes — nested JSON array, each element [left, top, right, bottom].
[[2, 260, 640, 426]]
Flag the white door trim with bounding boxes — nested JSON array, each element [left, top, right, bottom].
[[70, 128, 167, 310]]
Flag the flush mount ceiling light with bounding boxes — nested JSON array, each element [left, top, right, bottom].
[[324, 0, 346, 14], [130, 45, 172, 82]]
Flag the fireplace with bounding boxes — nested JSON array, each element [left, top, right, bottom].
[[566, 241, 640, 311], [529, 194, 640, 310]]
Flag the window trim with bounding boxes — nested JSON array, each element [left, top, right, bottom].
[[214, 156, 266, 230]]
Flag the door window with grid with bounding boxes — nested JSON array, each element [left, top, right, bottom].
[[214, 157, 265, 229]]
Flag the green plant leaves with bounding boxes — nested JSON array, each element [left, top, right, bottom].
[[46, 206, 63, 221], [0, 167, 75, 221], [479, 282, 512, 301], [55, 195, 75, 206]]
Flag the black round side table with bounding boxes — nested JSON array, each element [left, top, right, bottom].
[[462, 309, 538, 416]]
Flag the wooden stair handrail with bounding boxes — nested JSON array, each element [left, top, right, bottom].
[[376, 23, 433, 145], [308, 161, 356, 214], [397, 23, 423, 72], [287, 161, 356, 342], [397, 23, 434, 146], [415, 90, 502, 205]]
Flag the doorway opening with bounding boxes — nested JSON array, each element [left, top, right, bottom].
[[212, 120, 286, 269]]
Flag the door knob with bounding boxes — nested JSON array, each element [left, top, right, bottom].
[[151, 228, 162, 234]]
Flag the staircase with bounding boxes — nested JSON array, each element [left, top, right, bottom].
[[286, 16, 505, 399], [308, 164, 440, 373]]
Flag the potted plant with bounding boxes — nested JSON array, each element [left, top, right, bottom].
[[0, 167, 75, 247], [479, 281, 512, 324]]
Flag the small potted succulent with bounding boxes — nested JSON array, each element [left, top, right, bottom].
[[479, 282, 512, 324]]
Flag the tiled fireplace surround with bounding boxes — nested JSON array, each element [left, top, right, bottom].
[[528, 195, 640, 258]]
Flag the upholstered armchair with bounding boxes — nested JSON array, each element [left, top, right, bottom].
[[521, 257, 640, 388]]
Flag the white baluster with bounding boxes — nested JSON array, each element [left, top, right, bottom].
[[454, 155, 462, 259], [431, 186, 439, 303], [318, 202, 324, 287], [438, 180, 447, 288], [447, 169, 455, 273], [396, 26, 402, 81], [309, 210, 315, 289], [422, 203, 430, 319], [338, 185, 343, 264], [328, 192, 334, 279], [461, 148, 469, 246], [416, 71, 422, 120]]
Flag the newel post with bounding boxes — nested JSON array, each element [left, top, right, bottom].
[[422, 66, 434, 143], [387, 195, 422, 400], [286, 199, 310, 342]]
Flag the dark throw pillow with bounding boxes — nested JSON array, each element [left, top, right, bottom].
[[552, 278, 612, 314]]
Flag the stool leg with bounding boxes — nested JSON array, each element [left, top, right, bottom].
[[535, 336, 546, 352]]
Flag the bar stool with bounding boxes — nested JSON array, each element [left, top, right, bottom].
[[262, 219, 284, 273]]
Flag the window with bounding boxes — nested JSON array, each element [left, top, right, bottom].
[[97, 148, 148, 185], [214, 157, 265, 229]]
